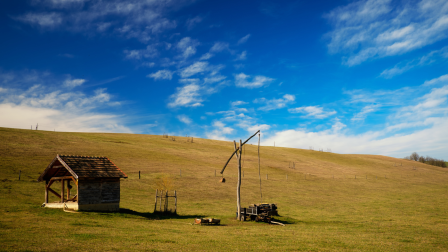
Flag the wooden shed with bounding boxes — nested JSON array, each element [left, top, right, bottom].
[[38, 154, 128, 211]]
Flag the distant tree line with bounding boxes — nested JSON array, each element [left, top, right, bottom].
[[404, 152, 447, 168]]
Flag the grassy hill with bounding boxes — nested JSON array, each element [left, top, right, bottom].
[[1, 127, 447, 251]]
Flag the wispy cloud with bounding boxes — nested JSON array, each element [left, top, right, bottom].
[[255, 94, 295, 111], [186, 16, 203, 30], [180, 61, 209, 78], [288, 105, 336, 119], [326, 0, 448, 66], [124, 45, 158, 60], [381, 46, 448, 78], [235, 51, 247, 61], [234, 73, 274, 88], [168, 82, 203, 108], [209, 42, 229, 52], [351, 104, 380, 121], [14, 0, 185, 43], [206, 120, 234, 140], [147, 69, 174, 80], [231, 101, 248, 106], [63, 76, 86, 88], [424, 74, 448, 86], [177, 114, 192, 124], [177, 37, 200, 59], [237, 34, 251, 45]]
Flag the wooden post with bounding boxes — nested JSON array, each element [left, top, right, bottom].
[[266, 174, 268, 180], [234, 140, 242, 221], [165, 190, 168, 212], [67, 180, 70, 200], [154, 189, 158, 212], [139, 171, 141, 179], [61, 179, 64, 203], [18, 170, 21, 181], [45, 180, 48, 204], [159, 190, 163, 212], [174, 190, 177, 214]]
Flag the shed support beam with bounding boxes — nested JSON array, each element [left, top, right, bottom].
[[47, 187, 61, 199], [61, 179, 64, 203], [45, 181, 48, 204]]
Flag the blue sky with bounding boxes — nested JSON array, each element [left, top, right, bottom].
[[1, 0, 448, 159]]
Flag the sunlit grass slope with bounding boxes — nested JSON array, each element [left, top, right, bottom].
[[1, 127, 447, 251]]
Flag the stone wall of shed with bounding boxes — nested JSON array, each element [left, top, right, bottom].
[[78, 179, 120, 211]]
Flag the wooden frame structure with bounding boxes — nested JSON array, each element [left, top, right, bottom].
[[38, 155, 127, 211], [154, 189, 177, 214]]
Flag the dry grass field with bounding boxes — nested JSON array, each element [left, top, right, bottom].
[[1, 127, 448, 251]]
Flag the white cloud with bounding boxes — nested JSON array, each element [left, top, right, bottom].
[[186, 16, 203, 30], [206, 120, 234, 140], [200, 53, 213, 60], [351, 104, 380, 121], [0, 82, 130, 133], [237, 34, 251, 45], [177, 114, 192, 124], [15, 0, 186, 42], [142, 62, 156, 68], [235, 51, 247, 61], [63, 77, 86, 88], [180, 61, 209, 78], [177, 37, 200, 58], [15, 12, 63, 28], [234, 73, 274, 88], [264, 75, 448, 159], [210, 42, 229, 52], [124, 45, 158, 60], [179, 61, 225, 79], [147, 69, 173, 80], [231, 101, 248, 106], [381, 46, 448, 78], [262, 117, 448, 159], [255, 94, 295, 111], [423, 74, 448, 86], [288, 105, 337, 119], [168, 83, 203, 108], [326, 0, 448, 66], [248, 124, 270, 132]]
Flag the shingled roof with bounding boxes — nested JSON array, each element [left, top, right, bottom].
[[38, 155, 128, 181]]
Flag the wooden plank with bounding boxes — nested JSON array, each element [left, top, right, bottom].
[[50, 176, 74, 181], [47, 187, 61, 198]]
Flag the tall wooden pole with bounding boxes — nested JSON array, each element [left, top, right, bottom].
[[237, 140, 242, 220]]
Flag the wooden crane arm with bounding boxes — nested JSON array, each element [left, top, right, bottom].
[[220, 130, 260, 174]]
